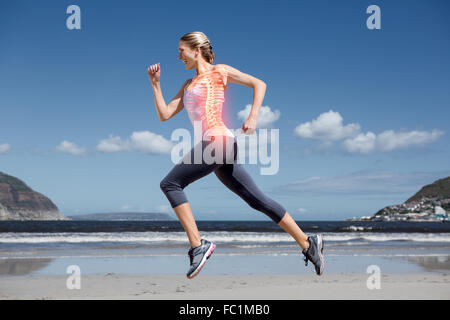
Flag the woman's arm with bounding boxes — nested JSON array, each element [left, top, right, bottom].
[[151, 80, 188, 122], [218, 64, 266, 134], [148, 63, 188, 122]]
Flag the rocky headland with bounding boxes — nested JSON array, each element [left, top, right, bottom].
[[0, 171, 68, 220], [350, 176, 450, 222]]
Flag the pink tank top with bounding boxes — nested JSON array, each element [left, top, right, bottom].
[[183, 65, 235, 139]]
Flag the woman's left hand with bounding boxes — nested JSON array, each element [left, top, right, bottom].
[[241, 117, 258, 135]]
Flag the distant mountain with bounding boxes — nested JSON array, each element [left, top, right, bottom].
[[405, 177, 450, 203], [367, 176, 450, 221], [68, 212, 175, 221], [0, 171, 68, 221]]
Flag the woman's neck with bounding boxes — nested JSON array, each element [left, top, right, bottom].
[[195, 63, 214, 77]]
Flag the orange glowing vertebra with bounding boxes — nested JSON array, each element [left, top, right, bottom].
[[183, 65, 234, 139]]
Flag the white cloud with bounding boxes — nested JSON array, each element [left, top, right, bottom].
[[120, 205, 134, 211], [342, 132, 377, 154], [55, 141, 87, 156], [375, 129, 444, 152], [97, 135, 130, 153], [294, 110, 360, 141], [297, 208, 308, 214], [237, 104, 281, 128], [343, 129, 444, 154], [156, 205, 171, 214], [130, 131, 173, 154], [296, 110, 444, 154], [97, 131, 174, 154], [0, 143, 10, 154]]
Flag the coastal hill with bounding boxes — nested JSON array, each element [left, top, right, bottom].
[[406, 176, 450, 203], [368, 177, 450, 221], [0, 171, 68, 220]]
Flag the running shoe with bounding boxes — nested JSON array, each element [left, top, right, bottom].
[[186, 239, 216, 279], [302, 234, 325, 276]]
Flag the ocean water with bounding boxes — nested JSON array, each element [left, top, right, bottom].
[[0, 220, 449, 276]]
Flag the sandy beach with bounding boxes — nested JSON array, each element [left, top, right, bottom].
[[1, 221, 449, 300], [1, 273, 449, 300]]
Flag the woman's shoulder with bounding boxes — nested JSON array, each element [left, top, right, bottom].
[[213, 64, 229, 74], [212, 64, 228, 86]]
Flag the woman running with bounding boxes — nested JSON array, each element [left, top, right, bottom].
[[147, 31, 324, 279]]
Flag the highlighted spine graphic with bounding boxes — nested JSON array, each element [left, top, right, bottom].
[[184, 66, 232, 138]]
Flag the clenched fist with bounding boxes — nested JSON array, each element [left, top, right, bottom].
[[241, 116, 258, 135], [147, 63, 161, 85]]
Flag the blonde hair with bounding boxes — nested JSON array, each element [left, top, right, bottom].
[[180, 31, 215, 64]]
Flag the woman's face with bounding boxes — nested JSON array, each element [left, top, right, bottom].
[[178, 41, 197, 70]]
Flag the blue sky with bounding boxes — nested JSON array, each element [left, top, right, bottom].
[[1, 0, 449, 220]]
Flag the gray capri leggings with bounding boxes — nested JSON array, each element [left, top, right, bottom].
[[160, 135, 287, 224]]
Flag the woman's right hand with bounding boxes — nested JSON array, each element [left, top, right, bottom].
[[147, 63, 161, 85]]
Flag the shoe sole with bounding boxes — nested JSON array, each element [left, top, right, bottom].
[[317, 234, 325, 276], [187, 243, 216, 279]]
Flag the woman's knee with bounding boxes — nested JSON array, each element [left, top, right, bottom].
[[159, 177, 167, 190], [247, 198, 264, 212], [160, 177, 180, 192]]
